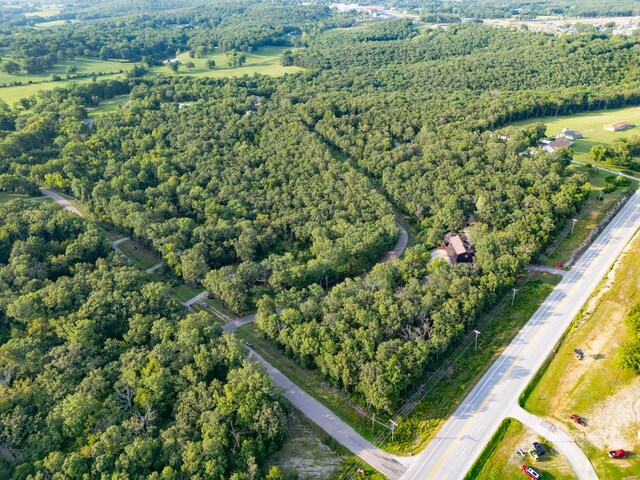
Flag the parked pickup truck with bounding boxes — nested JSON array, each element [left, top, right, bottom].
[[522, 465, 540, 479], [533, 442, 546, 456], [608, 450, 627, 459]]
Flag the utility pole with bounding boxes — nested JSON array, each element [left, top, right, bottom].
[[372, 412, 375, 430], [473, 329, 480, 350], [570, 218, 578, 235], [598, 190, 603, 202], [512, 288, 518, 306], [389, 420, 398, 441]]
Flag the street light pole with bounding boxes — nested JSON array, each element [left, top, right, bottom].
[[570, 218, 578, 235], [473, 329, 480, 350], [512, 288, 518, 306]]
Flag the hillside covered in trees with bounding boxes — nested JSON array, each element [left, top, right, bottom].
[[0, 201, 287, 479]]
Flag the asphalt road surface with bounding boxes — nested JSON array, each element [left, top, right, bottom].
[[401, 190, 640, 480], [40, 189, 83, 216], [250, 348, 411, 478]]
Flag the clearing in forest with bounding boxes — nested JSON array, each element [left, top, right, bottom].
[[511, 106, 640, 173]]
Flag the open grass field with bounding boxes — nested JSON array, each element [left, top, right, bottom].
[[0, 46, 301, 104], [464, 418, 576, 480], [24, 7, 61, 18], [543, 164, 635, 266], [87, 94, 130, 117], [522, 233, 640, 479], [0, 56, 133, 87], [0, 72, 128, 104], [510, 106, 640, 174], [35, 19, 80, 28], [148, 46, 303, 79], [169, 283, 204, 304]]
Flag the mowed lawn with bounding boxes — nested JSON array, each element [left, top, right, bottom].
[[464, 418, 575, 480], [522, 233, 640, 479], [511, 106, 640, 173], [148, 46, 303, 79], [0, 192, 26, 203]]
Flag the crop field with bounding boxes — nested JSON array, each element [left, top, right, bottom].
[[511, 106, 640, 173], [464, 418, 575, 480], [522, 232, 640, 479], [148, 46, 303, 79]]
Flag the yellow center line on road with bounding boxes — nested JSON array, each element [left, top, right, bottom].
[[425, 322, 547, 479], [414, 195, 640, 480]]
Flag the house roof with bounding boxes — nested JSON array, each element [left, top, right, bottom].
[[605, 121, 631, 129], [450, 234, 467, 255], [548, 138, 573, 149]]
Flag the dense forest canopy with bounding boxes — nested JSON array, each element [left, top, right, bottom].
[[1, 1, 640, 473], [0, 201, 287, 479]]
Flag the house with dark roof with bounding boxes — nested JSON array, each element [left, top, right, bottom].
[[443, 233, 473, 264]]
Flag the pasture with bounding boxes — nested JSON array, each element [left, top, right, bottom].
[[149, 46, 303, 79], [511, 106, 640, 172]]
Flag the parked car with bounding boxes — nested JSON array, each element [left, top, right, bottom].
[[529, 449, 539, 461], [517, 449, 527, 458], [522, 465, 540, 479], [555, 261, 564, 268], [533, 442, 546, 456], [608, 450, 627, 459]]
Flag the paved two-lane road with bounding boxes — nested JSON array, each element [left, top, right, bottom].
[[402, 190, 640, 480]]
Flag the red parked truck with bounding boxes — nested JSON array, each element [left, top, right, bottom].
[[608, 450, 627, 459], [522, 465, 540, 479]]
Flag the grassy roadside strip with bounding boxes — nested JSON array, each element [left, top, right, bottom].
[[391, 272, 561, 454], [520, 232, 640, 479], [463, 418, 513, 480], [518, 259, 617, 409], [543, 165, 635, 267]]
